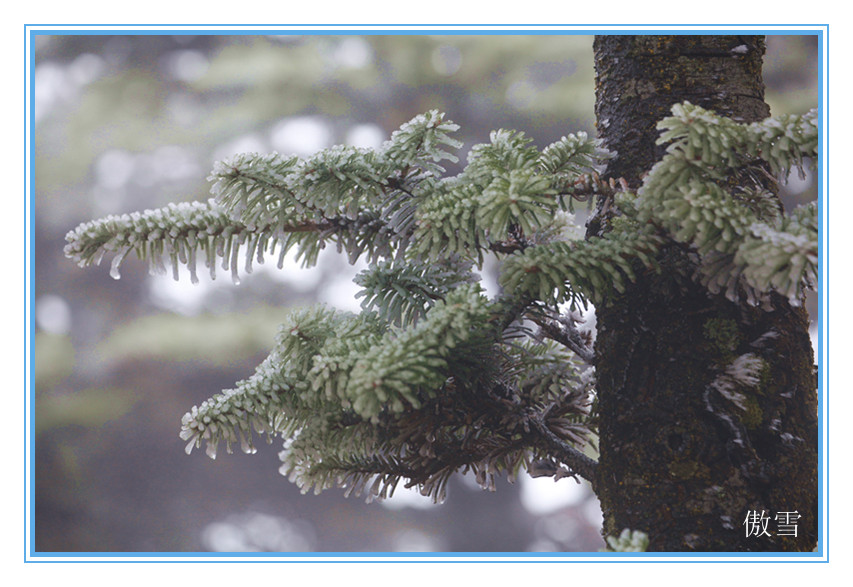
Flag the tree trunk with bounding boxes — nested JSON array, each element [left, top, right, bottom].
[[590, 35, 818, 552]]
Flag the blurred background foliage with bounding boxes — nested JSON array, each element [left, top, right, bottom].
[[33, 32, 818, 553]]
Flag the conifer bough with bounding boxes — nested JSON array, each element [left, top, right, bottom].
[[65, 105, 817, 504]]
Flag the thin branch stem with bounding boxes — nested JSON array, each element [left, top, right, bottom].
[[528, 309, 595, 364], [529, 415, 598, 487]]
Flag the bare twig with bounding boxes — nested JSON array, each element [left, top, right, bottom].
[[529, 414, 598, 487], [528, 308, 595, 364]]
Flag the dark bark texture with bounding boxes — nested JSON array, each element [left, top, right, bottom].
[[590, 35, 818, 552]]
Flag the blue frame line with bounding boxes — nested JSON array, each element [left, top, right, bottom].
[[27, 27, 822, 36], [25, 24, 829, 563], [27, 24, 36, 561], [817, 31, 829, 561]]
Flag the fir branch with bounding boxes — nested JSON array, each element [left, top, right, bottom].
[[476, 169, 557, 238], [353, 256, 478, 327], [538, 131, 606, 177], [637, 102, 819, 305], [179, 355, 297, 460], [499, 231, 661, 309], [462, 128, 540, 187], [381, 109, 463, 174], [208, 151, 303, 226], [64, 199, 270, 284], [735, 202, 818, 303], [64, 198, 396, 283], [345, 284, 493, 421], [408, 182, 487, 265], [66, 104, 818, 508]]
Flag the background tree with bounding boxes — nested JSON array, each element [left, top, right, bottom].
[[36, 33, 816, 556]]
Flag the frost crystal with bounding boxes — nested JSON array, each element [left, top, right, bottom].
[[711, 353, 765, 410]]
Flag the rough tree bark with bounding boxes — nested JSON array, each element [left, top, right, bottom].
[[589, 35, 818, 551]]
